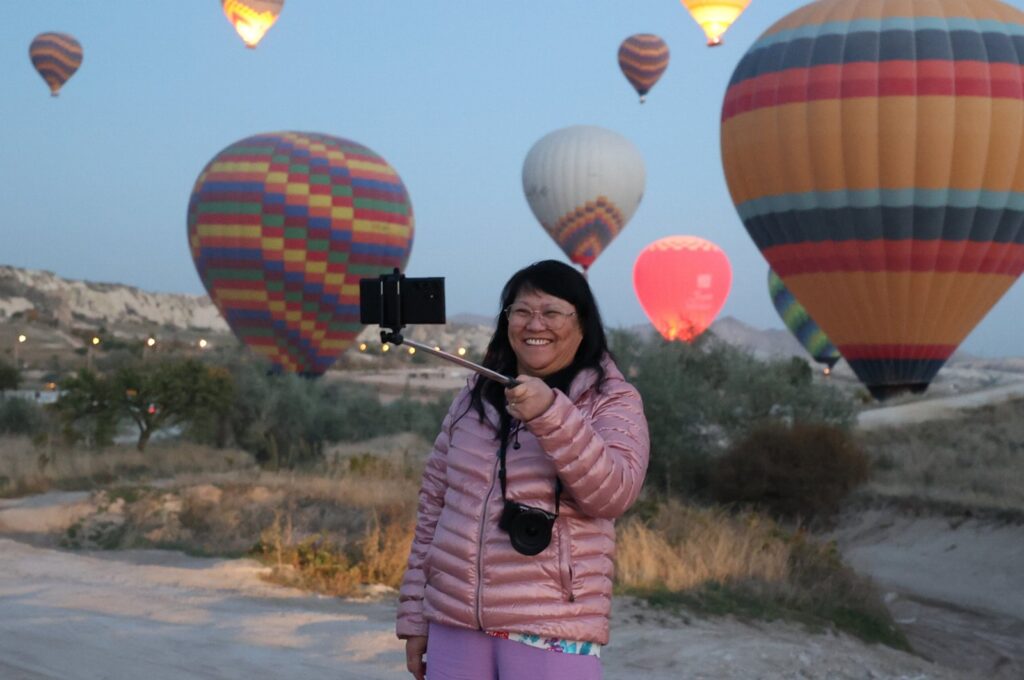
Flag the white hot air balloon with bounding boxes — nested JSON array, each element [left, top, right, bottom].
[[522, 125, 646, 272]]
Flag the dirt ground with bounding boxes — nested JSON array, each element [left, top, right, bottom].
[[829, 509, 1024, 679], [0, 492, 994, 680]]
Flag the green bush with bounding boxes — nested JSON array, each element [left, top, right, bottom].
[[609, 331, 856, 499], [210, 358, 454, 468], [0, 360, 20, 392], [0, 397, 47, 435], [710, 421, 869, 522]]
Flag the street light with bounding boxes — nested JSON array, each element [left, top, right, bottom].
[[457, 347, 467, 357], [14, 334, 26, 367], [87, 336, 101, 371], [146, 337, 156, 347], [198, 338, 208, 349]]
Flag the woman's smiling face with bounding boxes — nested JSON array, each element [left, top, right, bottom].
[[506, 288, 583, 378]]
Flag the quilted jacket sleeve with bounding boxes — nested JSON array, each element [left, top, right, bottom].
[[526, 376, 649, 519], [395, 389, 465, 639]]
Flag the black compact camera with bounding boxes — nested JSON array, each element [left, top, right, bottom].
[[499, 500, 557, 556], [359, 269, 446, 328]]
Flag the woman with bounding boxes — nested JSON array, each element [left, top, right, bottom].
[[397, 260, 649, 680]]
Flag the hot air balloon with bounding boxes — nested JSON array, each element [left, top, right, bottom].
[[618, 34, 670, 103], [768, 269, 841, 372], [633, 236, 732, 342], [29, 33, 83, 96], [720, 0, 1024, 400], [522, 125, 645, 272], [681, 0, 750, 47], [222, 0, 283, 48], [187, 132, 414, 375]]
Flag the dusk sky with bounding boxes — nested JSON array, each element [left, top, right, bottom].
[[3, 1, 1023, 357]]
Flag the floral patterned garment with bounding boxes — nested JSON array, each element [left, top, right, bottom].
[[485, 630, 602, 657]]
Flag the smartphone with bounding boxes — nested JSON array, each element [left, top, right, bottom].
[[359, 270, 446, 328]]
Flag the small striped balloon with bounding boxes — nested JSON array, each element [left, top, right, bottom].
[[187, 132, 414, 375], [29, 32, 83, 97], [768, 269, 841, 370], [618, 34, 670, 103]]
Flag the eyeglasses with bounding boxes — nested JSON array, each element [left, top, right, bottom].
[[504, 304, 577, 330]]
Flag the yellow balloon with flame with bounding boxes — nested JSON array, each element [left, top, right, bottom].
[[222, 0, 283, 49], [681, 0, 750, 46]]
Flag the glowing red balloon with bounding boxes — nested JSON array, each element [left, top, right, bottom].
[[633, 236, 732, 342]]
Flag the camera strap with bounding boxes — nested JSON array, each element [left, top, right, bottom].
[[498, 420, 562, 514]]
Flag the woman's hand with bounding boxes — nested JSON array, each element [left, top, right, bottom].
[[405, 635, 428, 680], [505, 375, 555, 422]]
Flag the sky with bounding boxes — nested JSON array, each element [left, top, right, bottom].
[[2, 0, 1023, 357]]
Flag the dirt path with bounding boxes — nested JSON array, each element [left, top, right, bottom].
[[857, 382, 1024, 430], [830, 510, 1024, 679]]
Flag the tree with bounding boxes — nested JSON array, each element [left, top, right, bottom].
[[113, 359, 234, 451], [51, 369, 118, 448], [0, 359, 20, 395], [609, 331, 856, 499]]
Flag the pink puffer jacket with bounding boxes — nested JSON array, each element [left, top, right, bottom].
[[396, 355, 649, 644]]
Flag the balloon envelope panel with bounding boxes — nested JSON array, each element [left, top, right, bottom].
[[522, 125, 646, 271], [618, 34, 670, 101], [633, 236, 732, 342], [721, 0, 1024, 399], [29, 32, 83, 96], [187, 132, 414, 375]]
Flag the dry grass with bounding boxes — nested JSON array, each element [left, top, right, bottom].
[[50, 433, 427, 595], [858, 398, 1024, 513], [616, 500, 789, 590], [0, 435, 257, 498], [615, 499, 907, 649]]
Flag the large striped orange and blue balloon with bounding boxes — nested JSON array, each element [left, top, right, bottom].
[[187, 132, 414, 375], [768, 269, 840, 371], [721, 0, 1024, 400], [29, 32, 83, 96], [618, 34, 670, 103]]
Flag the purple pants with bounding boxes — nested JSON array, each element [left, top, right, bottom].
[[425, 622, 602, 680]]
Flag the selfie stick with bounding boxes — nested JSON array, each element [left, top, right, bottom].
[[374, 270, 518, 388], [382, 333, 518, 387]]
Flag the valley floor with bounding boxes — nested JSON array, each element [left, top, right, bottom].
[[3, 493, 1015, 679]]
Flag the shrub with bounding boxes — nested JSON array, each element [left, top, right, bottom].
[[609, 331, 856, 498], [212, 358, 454, 468], [0, 397, 47, 435], [710, 421, 869, 522]]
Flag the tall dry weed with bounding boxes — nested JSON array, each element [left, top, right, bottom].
[[0, 436, 256, 497], [615, 500, 789, 591], [858, 398, 1024, 512]]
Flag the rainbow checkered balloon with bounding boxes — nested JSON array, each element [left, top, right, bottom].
[[187, 132, 414, 375]]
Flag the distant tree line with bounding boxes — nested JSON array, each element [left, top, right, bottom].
[[2, 334, 867, 519], [0, 355, 452, 465]]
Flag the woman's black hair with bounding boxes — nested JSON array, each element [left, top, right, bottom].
[[465, 259, 611, 431]]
